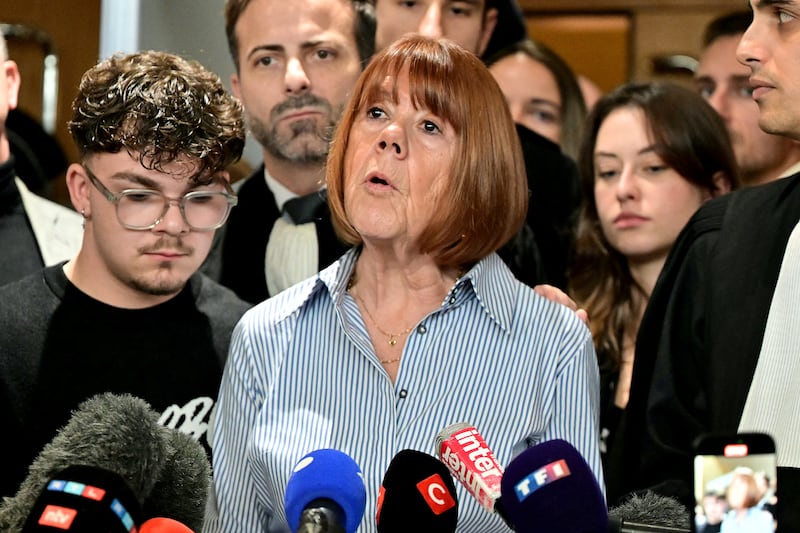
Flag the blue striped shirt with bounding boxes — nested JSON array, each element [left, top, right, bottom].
[[204, 249, 604, 532]]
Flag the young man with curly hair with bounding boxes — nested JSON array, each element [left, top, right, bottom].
[[0, 50, 250, 498]]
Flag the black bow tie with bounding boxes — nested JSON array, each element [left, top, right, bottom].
[[282, 190, 327, 224]]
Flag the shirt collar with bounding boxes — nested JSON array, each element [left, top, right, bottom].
[[262, 165, 327, 212], [319, 247, 359, 304], [262, 166, 295, 212], [461, 252, 516, 334], [318, 249, 516, 333], [779, 160, 800, 179]]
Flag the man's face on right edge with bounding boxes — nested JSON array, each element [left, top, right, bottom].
[[231, 0, 363, 164], [696, 34, 796, 185], [737, 0, 800, 141], [373, 0, 497, 56]]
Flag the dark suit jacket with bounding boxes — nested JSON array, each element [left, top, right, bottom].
[[616, 172, 800, 530], [211, 166, 348, 305]]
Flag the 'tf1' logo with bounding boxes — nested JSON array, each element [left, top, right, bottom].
[[514, 459, 571, 501], [417, 473, 456, 515]]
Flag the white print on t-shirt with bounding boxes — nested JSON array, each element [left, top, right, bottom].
[[158, 396, 214, 441]]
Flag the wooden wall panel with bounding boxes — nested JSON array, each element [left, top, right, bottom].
[[632, 8, 725, 86], [518, 0, 748, 102], [3, 0, 101, 204], [519, 0, 746, 11], [528, 14, 630, 93]]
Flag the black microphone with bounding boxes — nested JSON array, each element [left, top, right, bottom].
[[375, 449, 458, 533], [20, 464, 143, 532], [499, 439, 608, 533], [0, 392, 210, 532], [283, 449, 366, 533], [607, 492, 691, 532]]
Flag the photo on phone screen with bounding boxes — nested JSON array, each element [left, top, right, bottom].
[[692, 432, 777, 533]]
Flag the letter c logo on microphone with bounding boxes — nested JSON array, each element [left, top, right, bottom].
[[416, 474, 456, 515]]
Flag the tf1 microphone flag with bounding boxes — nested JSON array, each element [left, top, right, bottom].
[[499, 439, 608, 533], [375, 449, 458, 533], [435, 422, 504, 514], [21, 465, 143, 532], [283, 448, 366, 533]]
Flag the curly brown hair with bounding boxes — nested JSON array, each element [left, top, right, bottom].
[[68, 50, 245, 181]]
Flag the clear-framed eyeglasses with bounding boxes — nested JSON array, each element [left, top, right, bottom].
[[83, 165, 238, 231]]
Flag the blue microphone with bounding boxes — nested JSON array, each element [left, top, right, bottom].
[[284, 449, 366, 533], [499, 439, 608, 533]]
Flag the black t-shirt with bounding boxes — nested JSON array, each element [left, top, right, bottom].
[[27, 275, 223, 448], [0, 264, 250, 497]]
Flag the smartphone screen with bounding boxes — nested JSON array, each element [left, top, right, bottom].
[[692, 433, 777, 533]]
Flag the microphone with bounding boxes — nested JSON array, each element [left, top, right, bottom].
[[141, 428, 210, 532], [435, 423, 504, 515], [607, 492, 691, 532], [21, 465, 143, 532], [499, 439, 608, 533], [139, 517, 195, 532], [0, 393, 210, 532], [375, 449, 458, 533], [283, 449, 366, 533]]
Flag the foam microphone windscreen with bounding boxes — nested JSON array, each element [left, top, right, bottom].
[[608, 491, 691, 532], [141, 428, 210, 532], [376, 449, 458, 533], [283, 449, 366, 533], [21, 465, 143, 532], [0, 393, 168, 532], [139, 517, 195, 532], [499, 439, 608, 533]]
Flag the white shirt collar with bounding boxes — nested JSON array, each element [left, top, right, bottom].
[[262, 165, 327, 211], [778, 160, 800, 179], [262, 166, 296, 212]]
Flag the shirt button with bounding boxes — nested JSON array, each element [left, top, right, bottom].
[[416, 324, 427, 334], [449, 297, 456, 304], [399, 389, 408, 399]]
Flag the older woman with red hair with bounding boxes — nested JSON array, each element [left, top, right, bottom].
[[206, 35, 602, 532]]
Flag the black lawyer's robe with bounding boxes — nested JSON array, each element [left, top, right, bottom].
[[616, 172, 800, 531]]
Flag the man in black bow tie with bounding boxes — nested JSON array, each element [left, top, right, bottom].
[[206, 0, 375, 303]]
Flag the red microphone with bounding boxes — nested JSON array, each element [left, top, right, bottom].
[[435, 422, 504, 513], [139, 517, 194, 532]]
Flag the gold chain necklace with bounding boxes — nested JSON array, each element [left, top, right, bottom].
[[347, 266, 466, 365], [351, 291, 416, 348]]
